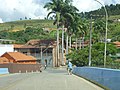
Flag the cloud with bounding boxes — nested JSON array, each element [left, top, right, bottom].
[[0, 0, 120, 22], [104, 0, 120, 5], [73, 0, 120, 12], [0, 0, 48, 22], [73, 0, 101, 12]]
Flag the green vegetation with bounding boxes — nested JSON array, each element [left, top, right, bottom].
[[0, 19, 56, 32], [0, 19, 57, 44], [67, 43, 117, 68], [0, 27, 58, 44], [82, 4, 120, 19], [0, 1, 120, 68]]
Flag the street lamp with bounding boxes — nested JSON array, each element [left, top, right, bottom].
[[89, 16, 93, 67], [94, 0, 108, 67]]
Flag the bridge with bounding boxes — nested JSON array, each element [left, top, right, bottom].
[[0, 67, 103, 90]]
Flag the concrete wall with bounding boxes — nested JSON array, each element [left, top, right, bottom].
[[73, 67, 120, 90], [0, 44, 13, 56], [0, 63, 42, 73]]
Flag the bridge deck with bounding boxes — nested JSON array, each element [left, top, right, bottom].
[[0, 67, 103, 90]]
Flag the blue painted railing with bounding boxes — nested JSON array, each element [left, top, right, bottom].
[[0, 68, 9, 74], [73, 67, 120, 90]]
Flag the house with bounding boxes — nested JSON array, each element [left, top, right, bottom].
[[1, 52, 37, 64], [14, 39, 67, 67], [111, 42, 120, 60], [72, 40, 89, 49], [14, 39, 60, 67], [0, 57, 9, 64], [113, 41, 120, 48], [0, 44, 14, 56]]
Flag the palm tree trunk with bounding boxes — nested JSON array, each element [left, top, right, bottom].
[[62, 25, 64, 65], [69, 36, 72, 49], [66, 34, 69, 55], [82, 36, 84, 48], [75, 37, 78, 50], [57, 26, 59, 66], [79, 38, 82, 49]]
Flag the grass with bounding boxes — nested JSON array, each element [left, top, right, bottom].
[[0, 19, 56, 32], [109, 15, 120, 20]]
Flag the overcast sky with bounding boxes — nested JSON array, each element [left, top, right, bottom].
[[0, 0, 120, 23]]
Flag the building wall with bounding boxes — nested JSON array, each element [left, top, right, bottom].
[[0, 59, 9, 64], [0, 44, 14, 56], [0, 63, 42, 73], [15, 48, 55, 67]]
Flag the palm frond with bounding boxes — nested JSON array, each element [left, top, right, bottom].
[[47, 11, 56, 19]]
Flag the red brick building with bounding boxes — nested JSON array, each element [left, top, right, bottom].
[[1, 52, 37, 64]]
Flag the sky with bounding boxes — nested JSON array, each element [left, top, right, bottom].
[[0, 0, 120, 23]]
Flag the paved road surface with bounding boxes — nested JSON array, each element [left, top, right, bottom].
[[0, 67, 104, 90]]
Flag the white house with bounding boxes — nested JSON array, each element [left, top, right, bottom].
[[0, 44, 14, 56]]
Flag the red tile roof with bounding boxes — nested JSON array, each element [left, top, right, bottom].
[[14, 44, 24, 48], [26, 39, 56, 46], [14, 39, 56, 49], [113, 41, 120, 45], [26, 39, 40, 46], [113, 42, 120, 48], [0, 57, 9, 61], [2, 52, 36, 61]]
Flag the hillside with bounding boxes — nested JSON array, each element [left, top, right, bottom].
[[81, 4, 120, 19], [0, 19, 57, 44], [79, 4, 120, 42], [0, 3, 120, 44], [0, 19, 57, 32]]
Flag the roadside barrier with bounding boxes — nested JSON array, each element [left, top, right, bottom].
[[73, 67, 120, 90]]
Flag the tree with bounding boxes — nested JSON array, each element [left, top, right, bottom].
[[44, 0, 63, 66], [71, 15, 87, 50], [25, 16, 27, 20], [62, 4, 79, 54], [20, 18, 22, 20], [67, 42, 117, 67], [11, 25, 14, 30], [44, 0, 78, 66], [93, 19, 106, 42]]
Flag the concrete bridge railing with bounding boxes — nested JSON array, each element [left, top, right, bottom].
[[73, 67, 120, 90]]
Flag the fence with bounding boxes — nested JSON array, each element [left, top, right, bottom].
[[0, 63, 42, 73], [73, 67, 120, 90]]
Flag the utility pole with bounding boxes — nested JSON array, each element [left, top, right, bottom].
[[89, 16, 92, 66], [62, 26, 64, 65], [94, 0, 108, 67], [41, 46, 42, 63]]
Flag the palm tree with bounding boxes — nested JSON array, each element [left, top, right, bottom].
[[93, 19, 105, 42], [59, 1, 76, 65], [71, 15, 87, 50], [44, 0, 76, 66], [61, 4, 79, 54], [44, 0, 63, 66]]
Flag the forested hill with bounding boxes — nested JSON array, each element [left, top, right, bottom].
[[81, 4, 120, 19]]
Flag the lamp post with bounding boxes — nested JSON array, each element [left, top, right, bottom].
[[94, 0, 108, 67], [89, 16, 92, 66]]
